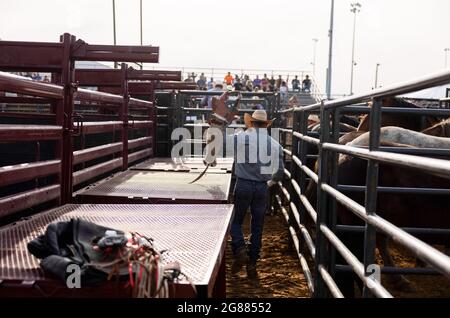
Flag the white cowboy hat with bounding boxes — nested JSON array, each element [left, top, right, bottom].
[[244, 109, 274, 128]]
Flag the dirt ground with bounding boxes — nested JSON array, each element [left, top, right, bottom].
[[379, 244, 450, 298], [225, 213, 310, 298], [225, 212, 450, 298]]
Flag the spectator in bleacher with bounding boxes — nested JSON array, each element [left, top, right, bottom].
[[269, 76, 276, 92], [302, 75, 312, 93], [292, 75, 300, 92], [224, 72, 234, 86], [261, 74, 269, 92], [202, 83, 224, 109], [197, 72, 207, 90], [253, 75, 262, 90], [276, 75, 283, 91], [245, 79, 253, 92], [207, 77, 215, 90], [191, 72, 197, 82], [184, 74, 194, 83], [233, 77, 243, 91], [279, 81, 289, 105], [32, 73, 42, 81], [43, 75, 50, 82]]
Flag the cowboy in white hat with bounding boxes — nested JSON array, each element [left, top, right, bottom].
[[229, 108, 284, 281], [200, 93, 284, 280]]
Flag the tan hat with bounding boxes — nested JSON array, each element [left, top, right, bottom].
[[244, 110, 274, 128]]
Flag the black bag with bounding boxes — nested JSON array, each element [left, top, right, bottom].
[[28, 218, 127, 287]]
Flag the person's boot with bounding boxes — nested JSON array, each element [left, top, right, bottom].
[[246, 262, 259, 281], [231, 247, 249, 275]]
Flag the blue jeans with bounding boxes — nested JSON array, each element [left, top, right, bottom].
[[231, 178, 268, 263]]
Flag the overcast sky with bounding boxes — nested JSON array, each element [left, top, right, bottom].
[[1, 0, 449, 95]]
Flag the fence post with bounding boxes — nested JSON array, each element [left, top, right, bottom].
[[328, 108, 340, 279], [121, 63, 129, 170], [362, 97, 382, 297], [60, 33, 75, 204], [314, 101, 331, 297]]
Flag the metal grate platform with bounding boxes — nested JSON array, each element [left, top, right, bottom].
[[131, 157, 234, 173], [75, 170, 232, 204], [0, 204, 234, 297]]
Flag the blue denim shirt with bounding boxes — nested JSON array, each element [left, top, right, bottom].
[[227, 128, 284, 183]]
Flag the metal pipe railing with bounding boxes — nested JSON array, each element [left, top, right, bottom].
[[296, 69, 450, 112], [273, 68, 450, 298]]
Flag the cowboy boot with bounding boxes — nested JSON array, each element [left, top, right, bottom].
[[231, 247, 249, 275], [246, 261, 259, 281]]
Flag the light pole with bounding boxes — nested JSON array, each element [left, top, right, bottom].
[[112, 0, 117, 69], [312, 38, 319, 76], [326, 0, 335, 100], [374, 63, 380, 89], [349, 2, 361, 95], [139, 0, 143, 70], [445, 48, 450, 68]]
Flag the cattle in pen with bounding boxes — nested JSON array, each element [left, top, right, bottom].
[[305, 124, 450, 296]]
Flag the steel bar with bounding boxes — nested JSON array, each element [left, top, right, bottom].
[[71, 42, 159, 63], [322, 143, 450, 179], [0, 41, 64, 72], [321, 183, 450, 277], [0, 160, 60, 187], [357, 147, 450, 157], [73, 142, 123, 165], [362, 98, 382, 297], [318, 265, 344, 298], [0, 124, 62, 141], [130, 120, 153, 130], [75, 88, 123, 105], [128, 98, 153, 109], [314, 105, 331, 298], [128, 148, 153, 164], [339, 105, 450, 116], [335, 264, 441, 275], [276, 195, 314, 295], [73, 158, 123, 186], [289, 201, 316, 258], [75, 69, 181, 86], [0, 96, 53, 104], [336, 225, 450, 236], [320, 224, 393, 298], [128, 136, 153, 150], [0, 185, 60, 218], [0, 72, 63, 99], [293, 132, 320, 146], [0, 112, 55, 119], [338, 184, 450, 195]]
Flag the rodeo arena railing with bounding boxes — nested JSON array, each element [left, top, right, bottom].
[[274, 69, 450, 298], [0, 33, 192, 220]]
